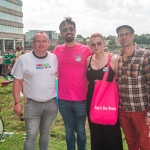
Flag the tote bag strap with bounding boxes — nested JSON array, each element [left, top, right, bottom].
[[103, 56, 112, 81]]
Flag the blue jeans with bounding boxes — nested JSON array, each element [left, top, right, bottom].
[[24, 98, 58, 150], [59, 100, 87, 150]]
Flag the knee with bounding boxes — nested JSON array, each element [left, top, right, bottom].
[[66, 127, 75, 134], [26, 130, 38, 140], [76, 127, 86, 135]]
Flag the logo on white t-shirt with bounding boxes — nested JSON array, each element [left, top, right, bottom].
[[36, 63, 51, 69]]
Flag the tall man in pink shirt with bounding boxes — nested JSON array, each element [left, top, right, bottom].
[[53, 17, 92, 150]]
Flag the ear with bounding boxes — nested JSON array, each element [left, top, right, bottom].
[[32, 41, 34, 47], [89, 42, 92, 49], [132, 34, 135, 40], [48, 41, 50, 47], [88, 42, 90, 47], [103, 41, 106, 47], [117, 35, 119, 39]]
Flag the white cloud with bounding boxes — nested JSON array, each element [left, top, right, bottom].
[[22, 0, 150, 37]]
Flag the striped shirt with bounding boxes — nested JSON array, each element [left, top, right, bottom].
[[117, 47, 150, 116]]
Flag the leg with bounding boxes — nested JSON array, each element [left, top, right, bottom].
[[132, 110, 150, 150], [0, 64, 2, 76], [24, 99, 43, 150], [88, 116, 104, 150], [102, 120, 123, 150], [73, 101, 86, 150], [24, 118, 40, 150], [119, 109, 139, 150], [59, 100, 75, 150], [7, 64, 12, 75], [39, 99, 58, 150], [4, 65, 8, 75]]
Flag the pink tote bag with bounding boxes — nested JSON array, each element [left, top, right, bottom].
[[90, 57, 119, 125]]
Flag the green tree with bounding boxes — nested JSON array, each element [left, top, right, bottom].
[[49, 45, 55, 50], [108, 39, 115, 45], [76, 34, 83, 39], [58, 35, 65, 45]]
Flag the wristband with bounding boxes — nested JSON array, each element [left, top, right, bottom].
[[15, 102, 21, 105]]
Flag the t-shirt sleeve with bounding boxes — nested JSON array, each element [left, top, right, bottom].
[[11, 58, 24, 79], [87, 46, 93, 56], [50, 53, 58, 72], [54, 55, 58, 72], [53, 48, 57, 55]]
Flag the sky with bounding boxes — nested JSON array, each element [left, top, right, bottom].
[[23, 0, 150, 37]]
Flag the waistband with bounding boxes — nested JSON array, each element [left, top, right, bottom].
[[26, 97, 56, 103]]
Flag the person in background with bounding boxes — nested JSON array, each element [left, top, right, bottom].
[[12, 31, 58, 150], [86, 33, 123, 150], [0, 51, 3, 77], [3, 50, 14, 75], [104, 46, 108, 52], [15, 46, 22, 59], [53, 17, 92, 150], [116, 25, 150, 150]]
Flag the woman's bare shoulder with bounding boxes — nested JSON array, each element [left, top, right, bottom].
[[86, 55, 92, 67], [111, 55, 118, 64]]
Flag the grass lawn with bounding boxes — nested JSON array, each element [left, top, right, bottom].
[[0, 77, 128, 150]]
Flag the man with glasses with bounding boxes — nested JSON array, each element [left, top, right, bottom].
[[116, 25, 150, 150], [53, 17, 92, 150]]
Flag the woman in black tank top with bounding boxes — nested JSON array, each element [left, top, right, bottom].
[[86, 33, 123, 150]]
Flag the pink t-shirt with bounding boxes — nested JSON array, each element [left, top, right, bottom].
[[53, 43, 92, 101]]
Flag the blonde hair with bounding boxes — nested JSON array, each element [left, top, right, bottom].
[[90, 33, 104, 41]]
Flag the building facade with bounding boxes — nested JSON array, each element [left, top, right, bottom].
[[25, 30, 60, 43], [0, 0, 24, 52]]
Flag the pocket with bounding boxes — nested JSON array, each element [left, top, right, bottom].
[[24, 100, 42, 118], [126, 64, 140, 77]]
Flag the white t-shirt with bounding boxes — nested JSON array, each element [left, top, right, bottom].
[[11, 51, 58, 102]]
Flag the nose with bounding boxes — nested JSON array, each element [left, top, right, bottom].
[[122, 35, 126, 39], [95, 44, 99, 48], [39, 41, 43, 45], [66, 30, 71, 33]]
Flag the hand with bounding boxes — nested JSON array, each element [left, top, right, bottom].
[[14, 103, 22, 116], [145, 116, 150, 125]]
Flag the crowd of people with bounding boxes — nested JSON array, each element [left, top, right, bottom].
[[0, 46, 24, 77], [11, 17, 150, 150]]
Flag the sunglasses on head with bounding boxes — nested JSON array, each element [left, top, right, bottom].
[[62, 27, 75, 33], [91, 42, 103, 48]]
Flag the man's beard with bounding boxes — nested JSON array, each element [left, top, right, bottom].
[[64, 34, 74, 43]]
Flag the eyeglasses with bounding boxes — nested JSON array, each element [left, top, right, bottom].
[[118, 32, 132, 38], [91, 42, 102, 48], [62, 27, 75, 33]]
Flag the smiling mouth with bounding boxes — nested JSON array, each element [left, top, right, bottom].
[[66, 34, 73, 36]]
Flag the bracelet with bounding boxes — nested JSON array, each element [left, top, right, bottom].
[[15, 102, 21, 105]]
